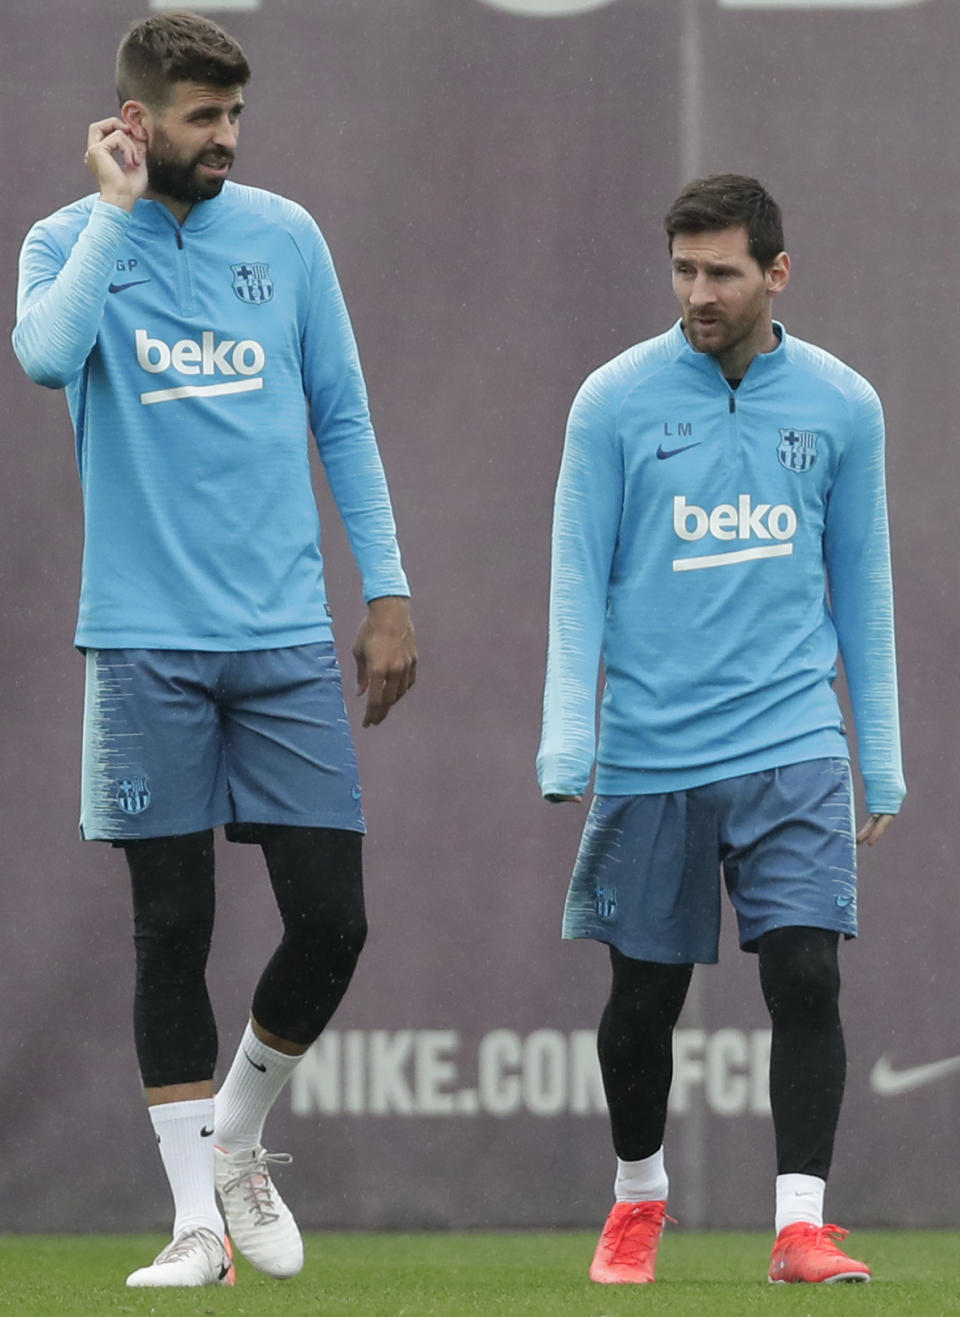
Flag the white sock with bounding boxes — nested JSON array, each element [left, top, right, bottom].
[[775, 1173, 825, 1234], [614, 1147, 669, 1203], [149, 1099, 223, 1239], [214, 1020, 303, 1153]]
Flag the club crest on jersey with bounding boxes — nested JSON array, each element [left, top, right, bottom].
[[231, 263, 274, 305], [778, 429, 819, 473], [116, 776, 151, 815], [594, 886, 618, 921]]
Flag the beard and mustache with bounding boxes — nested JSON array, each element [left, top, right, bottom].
[[146, 129, 234, 205]]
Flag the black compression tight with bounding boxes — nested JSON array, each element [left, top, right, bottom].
[[759, 925, 844, 1179], [253, 825, 367, 1046], [597, 948, 693, 1161], [126, 831, 218, 1089], [124, 826, 366, 1088], [598, 927, 844, 1177]]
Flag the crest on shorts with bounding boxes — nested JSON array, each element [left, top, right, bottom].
[[594, 885, 618, 921], [778, 429, 819, 473], [116, 776, 151, 815], [231, 263, 274, 305]]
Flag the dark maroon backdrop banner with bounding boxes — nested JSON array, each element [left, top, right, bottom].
[[1, 0, 956, 1231]]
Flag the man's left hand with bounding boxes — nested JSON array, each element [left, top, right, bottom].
[[352, 596, 417, 727], [857, 813, 894, 846]]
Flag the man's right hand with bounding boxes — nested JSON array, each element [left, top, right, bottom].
[[84, 117, 147, 212], [544, 793, 583, 804]]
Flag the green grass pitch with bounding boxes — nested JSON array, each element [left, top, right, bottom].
[[1, 1230, 959, 1315]]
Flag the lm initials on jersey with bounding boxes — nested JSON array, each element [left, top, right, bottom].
[[672, 494, 797, 573]]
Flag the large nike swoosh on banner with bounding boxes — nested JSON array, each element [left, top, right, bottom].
[[870, 1053, 960, 1097]]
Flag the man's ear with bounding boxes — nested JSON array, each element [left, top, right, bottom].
[[121, 100, 150, 144], [767, 251, 791, 298]]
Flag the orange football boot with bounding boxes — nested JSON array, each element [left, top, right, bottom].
[[589, 1200, 669, 1284], [769, 1222, 871, 1284]]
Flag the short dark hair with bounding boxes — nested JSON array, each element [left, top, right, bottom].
[[116, 10, 250, 108], [664, 174, 785, 271]]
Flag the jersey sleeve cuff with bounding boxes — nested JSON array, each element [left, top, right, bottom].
[[864, 783, 906, 815], [362, 573, 410, 604], [90, 198, 135, 236], [537, 760, 591, 800]]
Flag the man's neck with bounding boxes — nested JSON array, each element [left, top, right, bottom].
[[711, 322, 780, 381], [142, 187, 194, 226]]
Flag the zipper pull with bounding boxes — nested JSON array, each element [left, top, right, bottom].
[[729, 393, 735, 413], [176, 231, 183, 250]]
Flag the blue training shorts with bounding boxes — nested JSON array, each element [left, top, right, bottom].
[[562, 758, 857, 964], [80, 643, 365, 842]]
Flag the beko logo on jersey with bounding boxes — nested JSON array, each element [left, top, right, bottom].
[[672, 494, 797, 572], [134, 329, 265, 406]]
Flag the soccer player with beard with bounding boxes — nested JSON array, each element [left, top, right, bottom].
[[538, 175, 904, 1285], [13, 10, 416, 1289]]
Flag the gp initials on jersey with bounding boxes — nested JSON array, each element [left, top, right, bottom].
[[672, 494, 797, 573], [135, 329, 265, 406]]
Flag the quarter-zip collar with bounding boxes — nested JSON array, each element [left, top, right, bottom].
[[671, 318, 788, 392], [129, 183, 230, 237]]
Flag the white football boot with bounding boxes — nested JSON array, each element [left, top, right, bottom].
[[215, 1145, 304, 1278], [126, 1227, 235, 1287]]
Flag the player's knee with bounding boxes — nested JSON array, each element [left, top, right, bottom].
[[286, 904, 367, 977], [338, 906, 368, 966], [133, 904, 214, 990], [127, 831, 215, 988], [760, 928, 840, 1020]]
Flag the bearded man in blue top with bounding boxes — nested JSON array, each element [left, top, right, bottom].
[[13, 10, 416, 1289], [538, 175, 904, 1287]]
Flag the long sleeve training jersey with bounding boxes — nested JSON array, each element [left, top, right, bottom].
[[13, 183, 409, 650], [537, 322, 905, 816]]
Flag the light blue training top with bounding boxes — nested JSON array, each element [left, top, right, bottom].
[[13, 183, 409, 650], [537, 322, 905, 816]]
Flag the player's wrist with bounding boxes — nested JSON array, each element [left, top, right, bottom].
[[99, 190, 136, 213], [365, 595, 413, 627]]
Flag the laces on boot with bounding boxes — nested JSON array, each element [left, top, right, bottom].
[[604, 1204, 676, 1265], [153, 1228, 223, 1265], [220, 1151, 293, 1226]]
